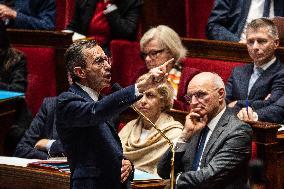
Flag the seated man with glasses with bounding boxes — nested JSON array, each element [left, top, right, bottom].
[[140, 25, 200, 111], [158, 72, 252, 189]]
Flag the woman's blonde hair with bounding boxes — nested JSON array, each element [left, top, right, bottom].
[[140, 25, 187, 63], [136, 74, 174, 112]]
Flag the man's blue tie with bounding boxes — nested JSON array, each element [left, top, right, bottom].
[[263, 0, 271, 17], [191, 126, 210, 171]]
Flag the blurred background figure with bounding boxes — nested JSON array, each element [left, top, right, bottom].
[[0, 22, 32, 155], [119, 74, 183, 175], [0, 21, 26, 92], [64, 0, 143, 54], [206, 0, 284, 43], [0, 0, 56, 30], [246, 159, 267, 189], [140, 25, 200, 110]]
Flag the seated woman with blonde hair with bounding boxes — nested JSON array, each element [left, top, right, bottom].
[[119, 74, 183, 175]]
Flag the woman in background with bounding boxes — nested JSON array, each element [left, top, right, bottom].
[[0, 22, 27, 92], [119, 74, 183, 175], [140, 25, 200, 111]]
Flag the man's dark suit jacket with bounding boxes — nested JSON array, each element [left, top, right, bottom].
[[226, 58, 284, 123], [0, 0, 56, 30], [157, 108, 252, 189], [56, 84, 140, 189], [67, 0, 143, 40], [206, 0, 284, 41], [14, 97, 64, 159]]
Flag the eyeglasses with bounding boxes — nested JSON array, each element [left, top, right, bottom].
[[140, 49, 165, 60], [92, 56, 111, 66], [184, 88, 219, 103]]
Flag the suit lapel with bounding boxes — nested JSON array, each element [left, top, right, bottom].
[[200, 109, 230, 165], [248, 59, 279, 98]]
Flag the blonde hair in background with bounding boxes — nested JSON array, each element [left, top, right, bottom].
[[140, 25, 187, 63], [136, 74, 174, 112]]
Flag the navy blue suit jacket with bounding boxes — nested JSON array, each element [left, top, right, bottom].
[[56, 84, 140, 189], [226, 58, 284, 123], [206, 0, 284, 41], [14, 97, 64, 159], [0, 0, 55, 30]]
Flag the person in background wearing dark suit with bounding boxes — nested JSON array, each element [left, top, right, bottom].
[[206, 0, 284, 42], [140, 25, 200, 111], [64, 0, 143, 54], [0, 0, 55, 30], [0, 22, 32, 155], [14, 97, 65, 159], [226, 18, 284, 124], [56, 39, 170, 189], [157, 72, 252, 188]]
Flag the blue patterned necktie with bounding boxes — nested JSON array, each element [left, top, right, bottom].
[[248, 67, 264, 95], [191, 126, 210, 171], [263, 0, 271, 17]]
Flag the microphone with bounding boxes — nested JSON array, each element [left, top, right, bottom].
[[112, 83, 176, 189]]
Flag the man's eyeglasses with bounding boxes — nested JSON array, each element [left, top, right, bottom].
[[93, 56, 111, 66], [140, 49, 165, 60], [184, 88, 219, 103]]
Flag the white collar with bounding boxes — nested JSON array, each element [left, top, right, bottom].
[[207, 107, 226, 132], [254, 57, 276, 71], [76, 82, 99, 101]]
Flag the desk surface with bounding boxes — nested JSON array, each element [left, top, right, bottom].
[[0, 164, 166, 189]]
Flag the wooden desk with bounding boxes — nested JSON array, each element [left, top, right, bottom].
[[0, 97, 21, 155], [0, 164, 166, 189]]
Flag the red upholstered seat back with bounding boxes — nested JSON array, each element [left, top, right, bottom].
[[55, 0, 75, 30], [185, 0, 214, 38], [182, 57, 245, 83], [16, 47, 57, 115], [110, 40, 146, 87]]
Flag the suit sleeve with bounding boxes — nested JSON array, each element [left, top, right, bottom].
[[176, 123, 252, 188], [57, 85, 140, 128], [105, 0, 143, 40], [49, 140, 65, 157], [157, 147, 188, 179], [254, 95, 284, 123], [206, 0, 239, 41], [14, 99, 50, 159], [12, 0, 55, 30], [236, 71, 284, 121]]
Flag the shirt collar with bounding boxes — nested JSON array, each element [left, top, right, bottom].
[[207, 107, 226, 132], [75, 82, 99, 101], [254, 57, 276, 71]]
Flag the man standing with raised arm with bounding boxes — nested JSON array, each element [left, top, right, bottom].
[[56, 40, 171, 189]]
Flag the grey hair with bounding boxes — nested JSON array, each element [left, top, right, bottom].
[[246, 18, 279, 39], [140, 25, 187, 63]]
